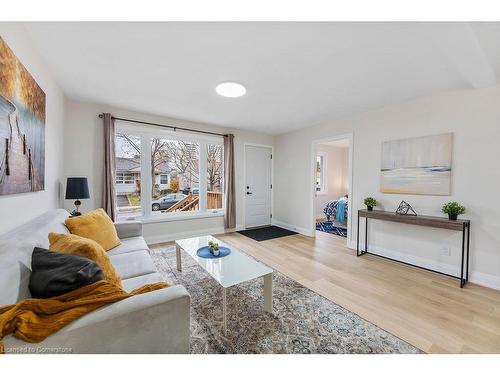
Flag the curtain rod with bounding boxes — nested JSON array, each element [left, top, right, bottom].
[[98, 114, 228, 138]]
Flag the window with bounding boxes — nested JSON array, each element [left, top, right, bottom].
[[114, 124, 224, 221], [316, 152, 327, 194], [160, 174, 169, 184], [116, 172, 136, 184], [151, 138, 200, 215], [115, 133, 142, 220], [207, 144, 223, 210]]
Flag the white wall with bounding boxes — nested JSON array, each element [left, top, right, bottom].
[[64, 100, 274, 243], [274, 84, 500, 289], [315, 144, 348, 218], [0, 24, 65, 235]]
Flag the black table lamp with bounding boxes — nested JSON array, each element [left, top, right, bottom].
[[65, 177, 90, 217]]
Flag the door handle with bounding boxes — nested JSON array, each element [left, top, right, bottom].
[[246, 192, 253, 195]]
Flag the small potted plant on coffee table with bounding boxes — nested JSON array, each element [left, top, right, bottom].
[[208, 239, 220, 256], [364, 197, 377, 211], [441, 201, 465, 221]]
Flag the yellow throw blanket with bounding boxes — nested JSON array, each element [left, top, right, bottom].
[[0, 280, 168, 353]]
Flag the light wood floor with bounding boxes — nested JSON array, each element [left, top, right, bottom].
[[205, 230, 500, 354]]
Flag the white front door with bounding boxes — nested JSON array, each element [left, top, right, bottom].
[[245, 145, 272, 228]]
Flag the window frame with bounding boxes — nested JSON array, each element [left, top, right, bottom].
[[116, 172, 126, 184], [115, 121, 225, 222], [159, 174, 169, 185], [116, 172, 136, 184], [316, 152, 328, 195]]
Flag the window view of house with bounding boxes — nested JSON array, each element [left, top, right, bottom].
[[114, 130, 224, 220], [150, 138, 200, 215], [115, 133, 142, 219]]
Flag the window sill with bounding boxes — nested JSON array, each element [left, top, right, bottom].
[[139, 210, 225, 224]]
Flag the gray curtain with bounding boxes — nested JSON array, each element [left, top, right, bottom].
[[102, 113, 116, 221], [223, 134, 236, 229]]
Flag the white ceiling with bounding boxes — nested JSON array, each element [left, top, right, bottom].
[[23, 22, 500, 134]]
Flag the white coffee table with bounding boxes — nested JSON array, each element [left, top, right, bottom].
[[175, 235, 273, 334]]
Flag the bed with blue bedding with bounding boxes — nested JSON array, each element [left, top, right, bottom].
[[323, 197, 348, 222]]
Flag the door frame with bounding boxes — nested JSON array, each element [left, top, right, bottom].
[[243, 143, 274, 229], [311, 133, 354, 244]]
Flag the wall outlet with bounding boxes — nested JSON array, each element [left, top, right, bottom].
[[441, 246, 451, 256]]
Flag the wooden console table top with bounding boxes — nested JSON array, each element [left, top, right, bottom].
[[358, 209, 469, 231]]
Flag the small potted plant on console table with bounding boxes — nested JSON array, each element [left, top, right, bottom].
[[364, 197, 377, 211], [442, 201, 466, 221]]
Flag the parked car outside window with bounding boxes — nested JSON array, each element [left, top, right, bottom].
[[151, 193, 187, 211]]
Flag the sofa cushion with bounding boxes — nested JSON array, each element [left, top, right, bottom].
[[109, 250, 157, 280], [0, 209, 70, 251], [0, 209, 71, 306], [64, 208, 121, 251], [0, 258, 31, 307], [107, 236, 149, 256], [49, 233, 122, 287], [29, 247, 104, 299], [0, 238, 48, 306], [121, 272, 165, 293]]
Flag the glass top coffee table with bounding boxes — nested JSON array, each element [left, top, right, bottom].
[[175, 235, 273, 334]]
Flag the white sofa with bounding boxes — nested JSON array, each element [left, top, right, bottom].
[[0, 209, 190, 354]]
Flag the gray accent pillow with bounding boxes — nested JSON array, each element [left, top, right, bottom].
[[29, 247, 104, 299]]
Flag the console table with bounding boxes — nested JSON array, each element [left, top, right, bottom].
[[356, 209, 470, 287]]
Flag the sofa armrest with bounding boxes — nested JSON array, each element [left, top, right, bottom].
[[5, 285, 191, 353], [114, 221, 143, 239]]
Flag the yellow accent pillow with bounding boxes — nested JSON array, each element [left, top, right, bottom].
[[64, 208, 121, 251], [48, 232, 122, 287]]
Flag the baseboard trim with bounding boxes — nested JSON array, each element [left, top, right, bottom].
[[226, 225, 245, 233], [272, 219, 314, 237], [347, 240, 500, 291], [468, 271, 500, 290]]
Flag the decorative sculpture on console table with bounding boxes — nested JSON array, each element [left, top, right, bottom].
[[395, 200, 417, 216]]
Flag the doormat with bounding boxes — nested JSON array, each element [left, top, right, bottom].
[[237, 226, 298, 241]]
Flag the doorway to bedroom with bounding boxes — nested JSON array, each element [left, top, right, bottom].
[[312, 135, 352, 243]]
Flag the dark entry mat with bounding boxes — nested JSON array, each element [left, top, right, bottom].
[[237, 226, 298, 241]]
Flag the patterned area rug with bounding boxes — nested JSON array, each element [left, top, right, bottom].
[[150, 246, 421, 354], [316, 221, 348, 237]]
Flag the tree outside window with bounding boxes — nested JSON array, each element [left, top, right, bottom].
[[207, 144, 223, 209]]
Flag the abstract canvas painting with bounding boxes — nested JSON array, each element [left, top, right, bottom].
[[0, 37, 45, 195], [381, 133, 453, 195]]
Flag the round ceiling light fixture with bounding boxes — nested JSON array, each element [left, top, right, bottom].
[[215, 81, 246, 98]]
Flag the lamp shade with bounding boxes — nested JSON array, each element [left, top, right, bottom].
[[65, 177, 90, 200]]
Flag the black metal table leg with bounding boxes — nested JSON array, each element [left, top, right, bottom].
[[460, 223, 465, 288], [357, 213, 360, 256], [365, 216, 368, 253], [466, 222, 470, 282]]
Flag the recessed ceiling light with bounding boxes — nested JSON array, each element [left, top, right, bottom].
[[215, 82, 246, 98]]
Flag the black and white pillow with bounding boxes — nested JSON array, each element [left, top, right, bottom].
[[29, 247, 104, 299]]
